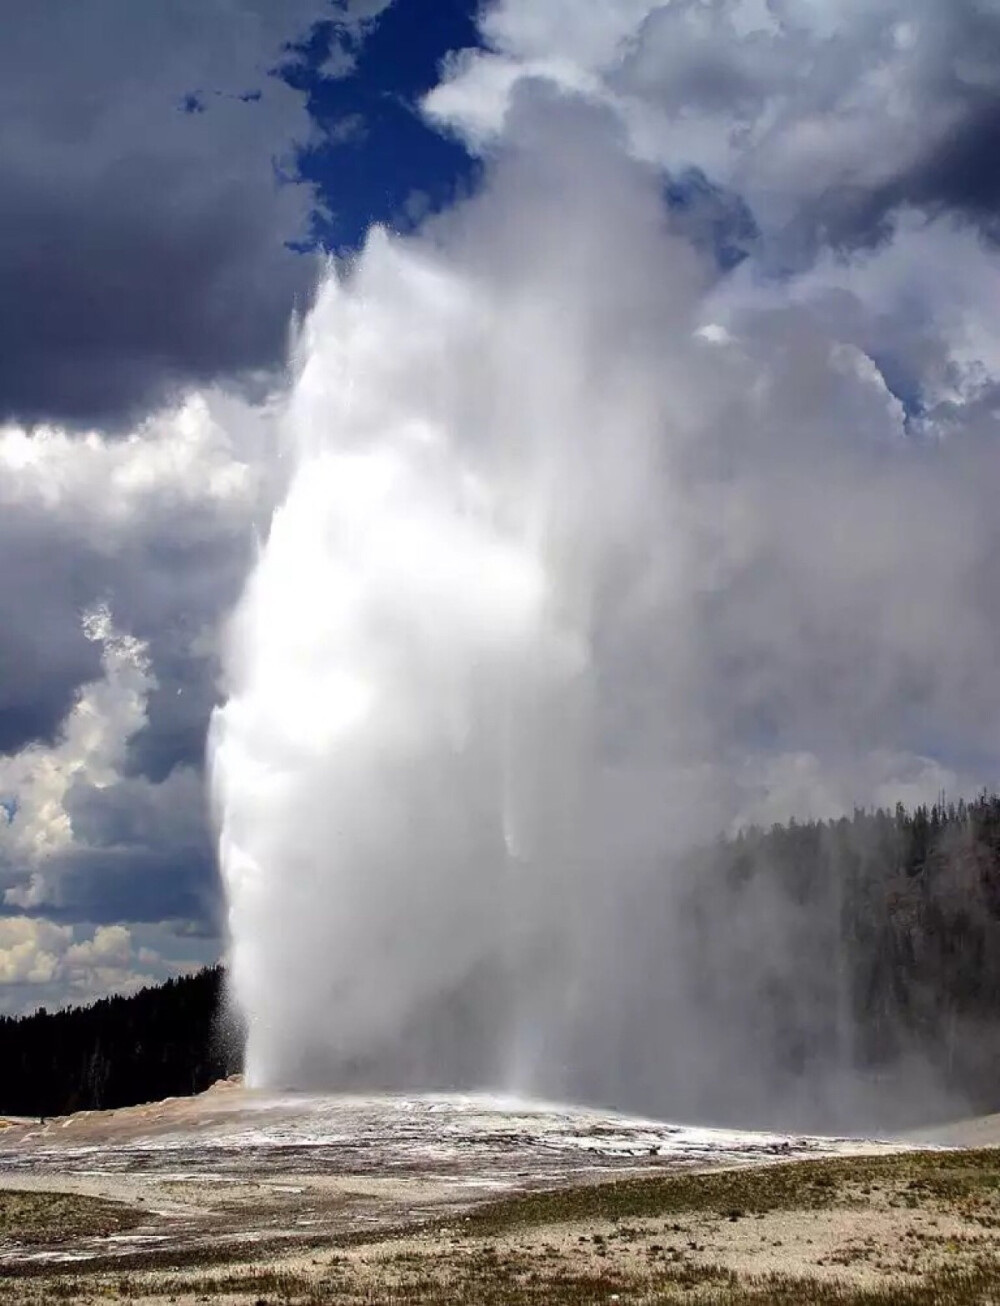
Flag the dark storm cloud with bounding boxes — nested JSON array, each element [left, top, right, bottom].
[[789, 93, 1000, 256], [0, 525, 240, 769], [891, 100, 1000, 230], [107, 520, 261, 782], [770, 0, 1000, 254], [0, 508, 105, 753], [0, 1, 341, 428], [43, 770, 218, 930], [905, 0, 1000, 217], [0, 178, 315, 428], [16, 846, 220, 932], [0, 0, 343, 960]]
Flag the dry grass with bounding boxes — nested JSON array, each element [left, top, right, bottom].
[[458, 1147, 1000, 1234], [4, 1149, 1000, 1303], [0, 1189, 143, 1248], [8, 1255, 1000, 1305]]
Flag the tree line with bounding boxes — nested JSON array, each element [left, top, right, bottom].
[[0, 966, 240, 1117], [668, 793, 1000, 1124]]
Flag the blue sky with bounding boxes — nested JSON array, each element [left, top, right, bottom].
[[288, 0, 482, 249]]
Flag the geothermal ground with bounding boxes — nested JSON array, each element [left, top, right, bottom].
[[0, 1079, 896, 1256], [4, 1083, 1000, 1302]]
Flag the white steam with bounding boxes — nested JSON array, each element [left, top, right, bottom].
[[211, 9, 1000, 1123]]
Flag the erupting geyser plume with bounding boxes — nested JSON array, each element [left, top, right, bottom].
[[211, 105, 680, 1093], [211, 9, 1000, 1130]]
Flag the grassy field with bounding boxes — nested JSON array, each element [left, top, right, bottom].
[[0, 1190, 143, 1247], [463, 1147, 1000, 1231], [4, 1149, 1000, 1303]]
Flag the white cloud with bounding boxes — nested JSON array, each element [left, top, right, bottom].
[[0, 919, 68, 985], [0, 395, 261, 533], [709, 210, 1000, 409], [1, 606, 155, 906], [0, 918, 159, 1010], [429, 0, 1000, 248]]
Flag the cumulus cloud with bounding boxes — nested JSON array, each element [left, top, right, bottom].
[[428, 0, 1000, 253], [0, 919, 140, 996], [0, 397, 266, 945], [0, 596, 221, 1012], [1, 604, 156, 907], [0, 396, 264, 760], [710, 210, 1000, 411], [0, 918, 187, 1015]]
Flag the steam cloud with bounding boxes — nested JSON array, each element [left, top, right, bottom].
[[211, 1, 1000, 1129]]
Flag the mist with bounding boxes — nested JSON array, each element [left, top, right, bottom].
[[210, 3, 1000, 1132]]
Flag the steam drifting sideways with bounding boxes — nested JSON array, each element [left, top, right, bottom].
[[211, 1, 1000, 1131]]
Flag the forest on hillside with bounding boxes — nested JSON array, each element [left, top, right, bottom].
[[665, 794, 1000, 1125], [2, 796, 1000, 1123], [0, 966, 239, 1117]]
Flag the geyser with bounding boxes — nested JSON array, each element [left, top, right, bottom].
[[211, 79, 1000, 1129], [210, 103, 690, 1097]]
